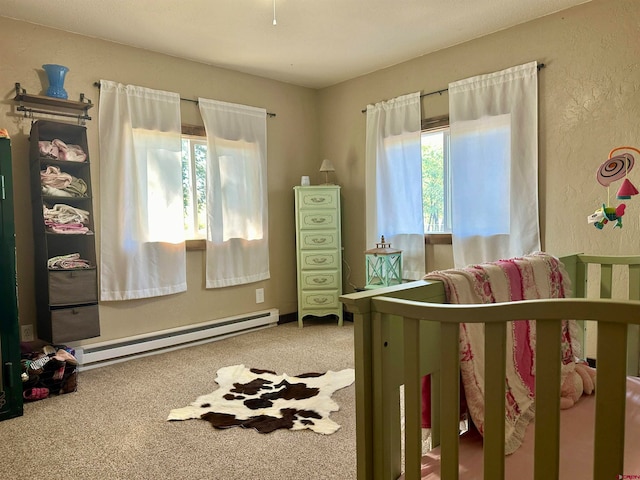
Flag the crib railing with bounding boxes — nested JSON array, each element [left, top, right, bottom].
[[372, 296, 640, 480], [565, 254, 640, 376]]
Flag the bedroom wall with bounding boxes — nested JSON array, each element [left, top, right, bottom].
[[318, 0, 640, 307], [3, 0, 638, 355], [0, 16, 319, 344]]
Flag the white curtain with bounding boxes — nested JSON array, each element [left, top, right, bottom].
[[365, 92, 424, 280], [198, 98, 270, 288], [98, 80, 186, 300], [449, 61, 540, 267]]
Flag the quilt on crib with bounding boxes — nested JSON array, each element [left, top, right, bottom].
[[423, 252, 580, 454]]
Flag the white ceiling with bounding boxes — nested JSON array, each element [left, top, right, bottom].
[[1, 0, 590, 89]]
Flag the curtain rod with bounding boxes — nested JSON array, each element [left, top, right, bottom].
[[360, 63, 546, 113], [92, 82, 276, 118]]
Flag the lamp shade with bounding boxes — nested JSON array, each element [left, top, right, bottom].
[[319, 159, 335, 172]]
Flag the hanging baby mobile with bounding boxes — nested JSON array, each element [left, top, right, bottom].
[[588, 146, 640, 229]]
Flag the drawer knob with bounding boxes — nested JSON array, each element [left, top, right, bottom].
[[312, 238, 327, 244], [313, 278, 328, 284], [310, 197, 325, 203], [312, 258, 328, 264], [310, 217, 327, 224], [313, 297, 329, 304]]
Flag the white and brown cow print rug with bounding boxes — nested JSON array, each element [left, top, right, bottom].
[[167, 364, 355, 434]]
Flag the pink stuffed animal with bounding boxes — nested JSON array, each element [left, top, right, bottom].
[[560, 362, 596, 409]]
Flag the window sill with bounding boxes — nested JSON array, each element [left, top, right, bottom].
[[425, 233, 452, 245]]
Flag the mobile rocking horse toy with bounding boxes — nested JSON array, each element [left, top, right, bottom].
[[588, 146, 640, 229]]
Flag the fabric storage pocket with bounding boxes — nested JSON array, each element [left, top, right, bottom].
[[51, 304, 100, 343], [48, 268, 97, 306]]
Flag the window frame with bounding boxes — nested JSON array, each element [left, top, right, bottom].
[[421, 115, 452, 245], [182, 124, 207, 251]]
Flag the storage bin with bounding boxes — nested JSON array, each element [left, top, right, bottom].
[[51, 304, 100, 343]]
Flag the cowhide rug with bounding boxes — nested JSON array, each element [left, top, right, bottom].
[[167, 364, 355, 434]]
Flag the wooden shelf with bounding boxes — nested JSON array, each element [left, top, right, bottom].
[[14, 83, 93, 122]]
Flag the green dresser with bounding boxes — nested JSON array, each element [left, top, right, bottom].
[[0, 137, 23, 420], [294, 185, 343, 327]]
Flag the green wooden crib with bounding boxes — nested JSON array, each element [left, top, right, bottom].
[[340, 253, 640, 480]]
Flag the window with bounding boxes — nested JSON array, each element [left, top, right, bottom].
[[182, 135, 207, 240], [421, 123, 451, 233]]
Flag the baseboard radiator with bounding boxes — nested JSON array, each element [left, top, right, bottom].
[[73, 308, 279, 370]]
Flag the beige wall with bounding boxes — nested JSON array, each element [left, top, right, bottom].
[[2, 0, 639, 349], [320, 0, 640, 293], [0, 16, 319, 344]]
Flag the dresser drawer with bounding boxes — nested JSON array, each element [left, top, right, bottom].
[[51, 304, 100, 343], [299, 231, 339, 250], [300, 251, 340, 270], [298, 189, 338, 209], [301, 290, 340, 310], [301, 271, 340, 290], [49, 269, 97, 306], [298, 210, 338, 230]]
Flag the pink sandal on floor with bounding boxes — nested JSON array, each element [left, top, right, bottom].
[[23, 387, 49, 402]]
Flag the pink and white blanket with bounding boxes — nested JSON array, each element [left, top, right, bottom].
[[423, 252, 578, 454]]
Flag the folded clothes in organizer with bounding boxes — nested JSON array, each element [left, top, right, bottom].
[[42, 185, 74, 198], [48, 253, 91, 269], [44, 222, 90, 234], [41, 179, 88, 198], [43, 204, 91, 234], [41, 165, 89, 198], [43, 203, 90, 224], [41, 165, 73, 189], [38, 139, 87, 162]]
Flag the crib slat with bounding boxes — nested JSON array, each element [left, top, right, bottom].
[[484, 322, 506, 480], [574, 257, 588, 299], [403, 316, 422, 480], [353, 310, 374, 480], [628, 265, 640, 376], [593, 321, 627, 479], [600, 263, 613, 298], [372, 311, 402, 478], [430, 370, 441, 449], [440, 322, 460, 480], [533, 319, 561, 480]]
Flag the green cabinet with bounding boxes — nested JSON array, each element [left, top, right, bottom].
[[0, 137, 23, 420], [294, 185, 343, 327]]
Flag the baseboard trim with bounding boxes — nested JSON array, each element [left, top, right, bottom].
[[279, 310, 353, 325], [278, 312, 297, 324]]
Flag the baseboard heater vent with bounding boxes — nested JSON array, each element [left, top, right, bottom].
[[73, 308, 279, 370]]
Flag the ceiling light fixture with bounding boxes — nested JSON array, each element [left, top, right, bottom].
[[272, 0, 277, 26]]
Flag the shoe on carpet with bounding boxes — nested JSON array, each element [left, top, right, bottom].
[[23, 387, 49, 402]]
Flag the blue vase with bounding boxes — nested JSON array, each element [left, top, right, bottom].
[[42, 64, 69, 99]]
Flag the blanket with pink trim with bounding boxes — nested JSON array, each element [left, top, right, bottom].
[[423, 252, 577, 454]]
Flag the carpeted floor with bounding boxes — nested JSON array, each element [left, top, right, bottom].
[[0, 318, 356, 480]]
